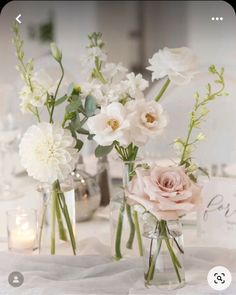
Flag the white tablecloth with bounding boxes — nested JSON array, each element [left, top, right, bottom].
[[0, 246, 235, 295]]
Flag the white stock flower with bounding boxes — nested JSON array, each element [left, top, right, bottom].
[[19, 70, 55, 113], [80, 80, 106, 106], [19, 122, 77, 184], [147, 47, 198, 85], [101, 62, 128, 84], [81, 47, 107, 71], [122, 73, 149, 99], [126, 99, 167, 146], [87, 102, 130, 146]]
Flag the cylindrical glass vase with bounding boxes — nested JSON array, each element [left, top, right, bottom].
[[38, 179, 77, 255], [143, 219, 185, 290], [110, 160, 144, 260]]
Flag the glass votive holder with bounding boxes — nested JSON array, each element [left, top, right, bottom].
[[7, 208, 38, 254]]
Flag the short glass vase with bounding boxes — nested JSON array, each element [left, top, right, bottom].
[[143, 219, 185, 290]]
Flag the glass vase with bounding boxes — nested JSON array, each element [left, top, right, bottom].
[[110, 160, 143, 260], [143, 219, 185, 289], [38, 179, 77, 255]]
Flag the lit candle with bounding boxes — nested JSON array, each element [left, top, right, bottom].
[[7, 209, 37, 253], [9, 227, 36, 251]]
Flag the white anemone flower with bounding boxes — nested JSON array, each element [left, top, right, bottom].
[[122, 73, 149, 99], [87, 102, 130, 146], [126, 99, 168, 146], [19, 122, 77, 184], [147, 47, 198, 85]]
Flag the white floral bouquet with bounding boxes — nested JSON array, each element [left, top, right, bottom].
[[79, 33, 201, 260], [12, 24, 99, 255]]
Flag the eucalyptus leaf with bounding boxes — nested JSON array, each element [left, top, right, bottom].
[[85, 95, 96, 117], [95, 144, 114, 158], [71, 116, 82, 130], [54, 95, 68, 106], [67, 83, 74, 97], [66, 97, 82, 113]]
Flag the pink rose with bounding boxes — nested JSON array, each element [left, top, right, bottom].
[[127, 165, 202, 220]]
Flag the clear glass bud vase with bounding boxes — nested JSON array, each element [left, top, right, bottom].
[[143, 219, 185, 289], [38, 179, 77, 255], [110, 160, 143, 260]]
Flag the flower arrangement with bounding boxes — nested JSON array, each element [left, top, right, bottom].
[[80, 33, 200, 260], [12, 23, 98, 255], [127, 65, 227, 287]]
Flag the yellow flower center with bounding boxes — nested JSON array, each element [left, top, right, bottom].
[[145, 113, 156, 123], [107, 119, 120, 131]]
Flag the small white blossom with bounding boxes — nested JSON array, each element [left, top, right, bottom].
[[81, 47, 107, 71], [122, 73, 149, 99], [19, 122, 78, 184], [147, 47, 198, 85], [19, 70, 55, 113], [196, 132, 205, 141], [101, 62, 128, 84]]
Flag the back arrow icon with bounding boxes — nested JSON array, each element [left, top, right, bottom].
[[16, 14, 22, 24]]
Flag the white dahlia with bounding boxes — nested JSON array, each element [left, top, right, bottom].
[[19, 122, 77, 184]]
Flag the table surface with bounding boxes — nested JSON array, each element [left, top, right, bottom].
[[0, 175, 236, 294]]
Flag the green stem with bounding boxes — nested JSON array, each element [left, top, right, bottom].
[[145, 239, 162, 284], [55, 194, 68, 242], [133, 210, 143, 256], [50, 184, 57, 255], [38, 200, 47, 253], [160, 221, 182, 283], [125, 203, 135, 249], [49, 62, 64, 123], [155, 78, 170, 102], [56, 181, 77, 255], [114, 200, 125, 260], [179, 122, 194, 165]]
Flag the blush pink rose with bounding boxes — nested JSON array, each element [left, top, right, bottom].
[[127, 165, 202, 220]]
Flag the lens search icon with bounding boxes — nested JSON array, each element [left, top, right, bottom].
[[208, 266, 232, 291]]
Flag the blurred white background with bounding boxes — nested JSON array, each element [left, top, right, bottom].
[[0, 0, 236, 168]]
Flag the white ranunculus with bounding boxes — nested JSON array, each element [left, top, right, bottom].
[[147, 47, 198, 85], [87, 102, 130, 146], [126, 99, 167, 146], [19, 70, 55, 113], [19, 122, 77, 184], [122, 73, 149, 99]]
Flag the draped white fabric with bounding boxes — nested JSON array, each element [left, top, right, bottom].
[[0, 246, 236, 295]]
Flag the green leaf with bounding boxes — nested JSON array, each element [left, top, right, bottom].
[[67, 83, 74, 97], [66, 97, 82, 113], [77, 127, 89, 135], [71, 117, 81, 130], [95, 144, 114, 158], [88, 133, 95, 140], [85, 95, 97, 117], [198, 166, 210, 178], [55, 95, 68, 106], [75, 139, 83, 152]]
